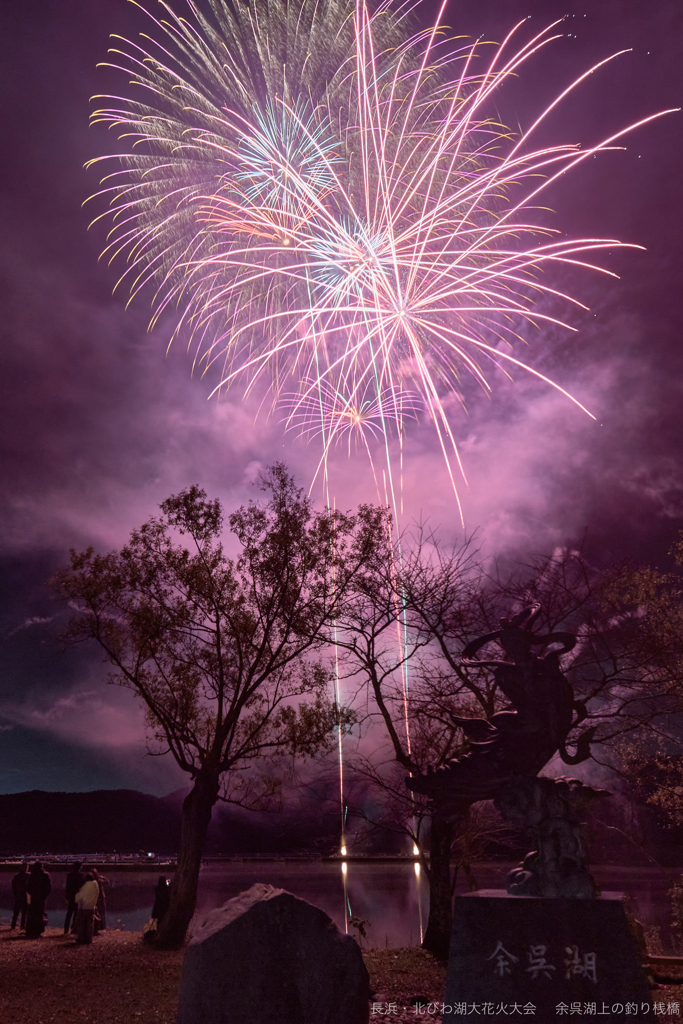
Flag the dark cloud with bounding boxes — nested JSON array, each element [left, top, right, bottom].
[[0, 0, 681, 792]]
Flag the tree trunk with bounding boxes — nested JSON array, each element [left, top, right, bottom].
[[155, 770, 219, 949], [422, 810, 456, 960]]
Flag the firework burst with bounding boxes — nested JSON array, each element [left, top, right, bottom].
[[285, 379, 420, 452], [88, 0, 675, 519], [283, 377, 420, 499]]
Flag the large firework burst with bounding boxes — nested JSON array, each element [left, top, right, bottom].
[[88, 0, 673, 518]]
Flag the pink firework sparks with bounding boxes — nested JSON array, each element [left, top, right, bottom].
[[87, 0, 677, 520]]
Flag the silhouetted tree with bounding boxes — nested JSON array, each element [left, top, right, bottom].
[[602, 538, 683, 829], [334, 526, 505, 957], [52, 464, 385, 948]]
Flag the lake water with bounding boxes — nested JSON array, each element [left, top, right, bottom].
[[1, 862, 681, 950]]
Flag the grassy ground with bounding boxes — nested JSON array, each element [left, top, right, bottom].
[[0, 927, 446, 1024], [1, 925, 680, 1023], [0, 928, 183, 1024]]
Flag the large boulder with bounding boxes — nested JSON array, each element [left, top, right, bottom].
[[176, 883, 370, 1024]]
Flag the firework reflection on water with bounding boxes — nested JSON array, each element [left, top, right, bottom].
[[0, 864, 673, 946]]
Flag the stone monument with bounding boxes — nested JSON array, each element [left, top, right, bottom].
[[443, 891, 653, 1023], [176, 883, 370, 1024], [404, 606, 653, 1021]]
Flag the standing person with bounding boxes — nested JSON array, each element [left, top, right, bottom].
[[91, 867, 109, 934], [25, 861, 51, 939], [151, 876, 171, 927], [10, 864, 29, 930], [64, 862, 85, 935], [74, 873, 99, 945]]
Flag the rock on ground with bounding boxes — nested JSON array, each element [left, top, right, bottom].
[[176, 883, 370, 1024]]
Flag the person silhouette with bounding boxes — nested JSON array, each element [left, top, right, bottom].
[[74, 872, 99, 945], [11, 863, 29, 930], [152, 876, 171, 926], [91, 867, 109, 934], [64, 861, 85, 934], [25, 861, 51, 939]]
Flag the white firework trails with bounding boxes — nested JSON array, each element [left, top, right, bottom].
[[88, 0, 674, 518]]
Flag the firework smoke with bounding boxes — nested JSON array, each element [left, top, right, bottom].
[[88, 0, 674, 518]]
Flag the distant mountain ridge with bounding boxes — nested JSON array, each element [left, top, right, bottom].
[[0, 788, 348, 857], [0, 789, 183, 855], [3, 786, 677, 863]]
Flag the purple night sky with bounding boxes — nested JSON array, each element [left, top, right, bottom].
[[0, 0, 681, 794]]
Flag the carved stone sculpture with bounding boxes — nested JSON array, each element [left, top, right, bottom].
[[494, 775, 604, 898], [405, 605, 602, 897]]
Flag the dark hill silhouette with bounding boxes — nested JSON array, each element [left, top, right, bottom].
[[3, 782, 678, 862], [0, 785, 356, 856], [0, 790, 181, 855]]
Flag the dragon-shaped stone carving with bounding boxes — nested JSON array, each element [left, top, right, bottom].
[[406, 605, 596, 818]]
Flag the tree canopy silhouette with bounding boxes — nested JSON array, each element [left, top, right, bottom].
[[52, 464, 385, 947]]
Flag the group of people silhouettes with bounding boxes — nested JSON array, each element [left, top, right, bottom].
[[11, 860, 109, 944], [10, 862, 172, 944], [11, 861, 52, 938]]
